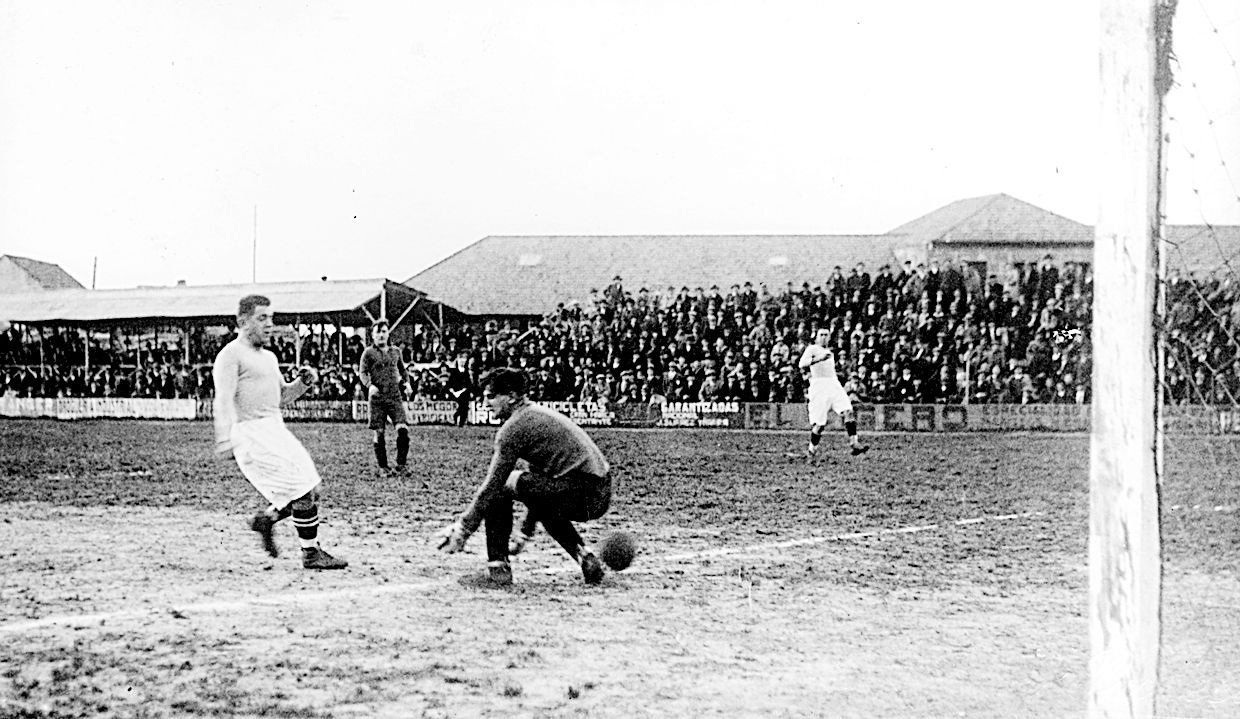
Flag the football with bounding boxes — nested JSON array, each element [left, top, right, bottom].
[[597, 530, 638, 571]]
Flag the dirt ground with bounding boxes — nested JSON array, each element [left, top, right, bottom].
[[1, 420, 1237, 718]]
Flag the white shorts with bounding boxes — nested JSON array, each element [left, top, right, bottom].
[[807, 379, 853, 426], [230, 417, 322, 508]]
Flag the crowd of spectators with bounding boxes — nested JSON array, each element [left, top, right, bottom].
[[417, 256, 1099, 407], [0, 326, 370, 402], [2, 255, 1237, 408]]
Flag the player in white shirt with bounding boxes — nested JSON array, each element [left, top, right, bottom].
[[213, 294, 348, 570], [797, 328, 870, 458]]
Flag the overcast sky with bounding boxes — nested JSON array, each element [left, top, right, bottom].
[[2, 1, 1237, 290]]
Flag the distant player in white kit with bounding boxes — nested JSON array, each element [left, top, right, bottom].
[[798, 328, 869, 458], [212, 294, 348, 570]]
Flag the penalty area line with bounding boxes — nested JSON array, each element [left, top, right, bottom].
[[0, 578, 446, 635]]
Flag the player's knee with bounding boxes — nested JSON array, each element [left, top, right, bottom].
[[291, 485, 322, 509], [396, 424, 408, 435]]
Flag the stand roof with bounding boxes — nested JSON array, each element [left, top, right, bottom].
[[0, 278, 463, 329]]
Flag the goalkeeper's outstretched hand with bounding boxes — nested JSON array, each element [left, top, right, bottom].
[[436, 520, 468, 553]]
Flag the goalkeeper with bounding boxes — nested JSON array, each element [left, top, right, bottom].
[[437, 367, 612, 586]]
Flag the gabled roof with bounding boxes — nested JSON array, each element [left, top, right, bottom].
[[888, 193, 1093, 245], [0, 255, 85, 292], [405, 235, 910, 316], [0, 278, 460, 328]]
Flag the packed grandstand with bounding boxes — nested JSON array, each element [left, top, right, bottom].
[[1, 257, 1236, 408]]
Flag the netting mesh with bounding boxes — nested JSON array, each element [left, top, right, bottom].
[[1159, 0, 1240, 506]]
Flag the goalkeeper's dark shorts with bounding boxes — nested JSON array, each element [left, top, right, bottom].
[[514, 468, 611, 522]]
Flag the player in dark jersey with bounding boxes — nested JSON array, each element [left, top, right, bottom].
[[436, 367, 612, 586], [358, 320, 410, 474], [444, 352, 474, 427]]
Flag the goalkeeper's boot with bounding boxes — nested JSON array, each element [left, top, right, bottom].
[[302, 546, 349, 570], [850, 444, 870, 457], [250, 513, 279, 558], [487, 561, 513, 587], [580, 550, 605, 586]]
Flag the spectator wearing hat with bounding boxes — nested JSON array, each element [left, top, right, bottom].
[[1001, 363, 1035, 404], [892, 365, 918, 404], [763, 366, 786, 403], [1035, 254, 1060, 310], [847, 263, 871, 302], [604, 276, 625, 306], [635, 287, 652, 313], [871, 264, 895, 305], [843, 365, 871, 405], [904, 263, 927, 302], [661, 365, 690, 402], [614, 370, 640, 404], [894, 260, 913, 292], [696, 368, 724, 402], [706, 284, 724, 314], [941, 259, 965, 306], [924, 260, 943, 302]]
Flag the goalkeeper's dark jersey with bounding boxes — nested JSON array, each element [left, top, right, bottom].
[[496, 402, 609, 480], [459, 401, 609, 534]]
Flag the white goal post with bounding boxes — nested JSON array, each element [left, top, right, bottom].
[[1091, 0, 1168, 716]]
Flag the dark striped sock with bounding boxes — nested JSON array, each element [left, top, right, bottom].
[[292, 505, 320, 548]]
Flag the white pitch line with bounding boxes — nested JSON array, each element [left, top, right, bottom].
[[0, 510, 1044, 635], [0, 579, 445, 635], [43, 470, 153, 481]]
